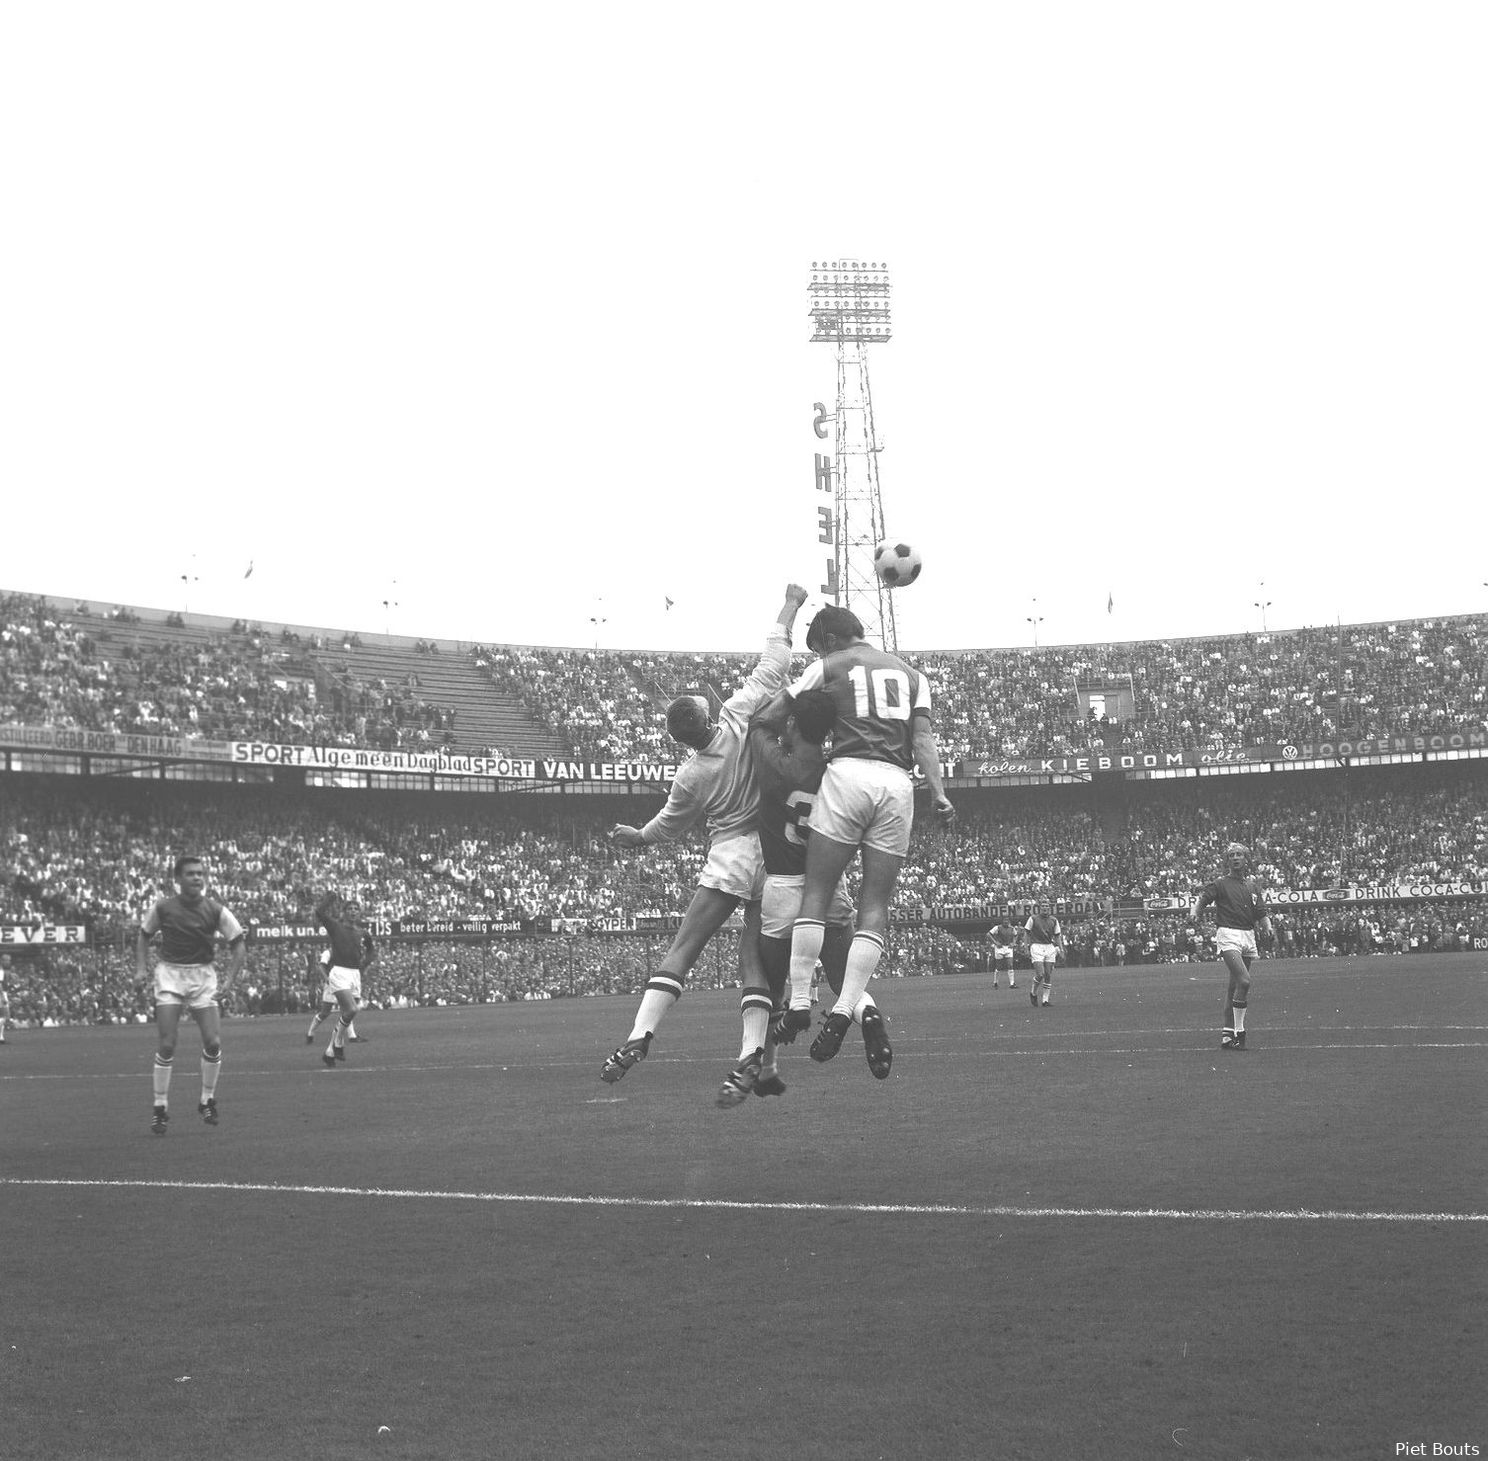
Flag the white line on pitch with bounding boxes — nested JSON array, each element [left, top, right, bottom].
[[2, 1178, 1484, 1223], [3, 1039, 1486, 1081]]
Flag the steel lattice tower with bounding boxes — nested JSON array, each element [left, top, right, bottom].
[[809, 259, 898, 651]]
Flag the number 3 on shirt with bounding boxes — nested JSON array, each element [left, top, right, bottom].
[[848, 665, 912, 720]]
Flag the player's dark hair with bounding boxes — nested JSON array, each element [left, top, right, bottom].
[[791, 689, 837, 745], [174, 854, 203, 880], [805, 606, 864, 654]]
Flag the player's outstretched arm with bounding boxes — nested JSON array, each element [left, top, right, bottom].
[[776, 583, 809, 630], [730, 585, 811, 718], [611, 776, 702, 849]]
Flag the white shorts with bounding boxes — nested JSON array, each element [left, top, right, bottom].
[[699, 831, 764, 901], [992, 946, 1014, 963], [1216, 928, 1258, 959], [1030, 943, 1059, 965], [760, 873, 853, 939], [323, 964, 362, 999], [812, 758, 915, 857], [154, 961, 220, 1010]]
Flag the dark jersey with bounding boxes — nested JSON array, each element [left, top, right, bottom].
[[788, 642, 931, 771], [322, 914, 366, 969], [750, 723, 827, 877], [1201, 875, 1268, 931], [143, 894, 243, 966]]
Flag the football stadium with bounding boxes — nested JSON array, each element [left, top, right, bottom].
[[2, 590, 1484, 1459], [7, 10, 1488, 1457]]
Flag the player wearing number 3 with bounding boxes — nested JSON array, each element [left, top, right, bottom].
[[765, 605, 955, 1062]]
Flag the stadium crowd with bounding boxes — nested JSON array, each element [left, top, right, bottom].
[[5, 765, 1485, 934], [3, 761, 1485, 1025], [6, 593, 1485, 763], [4, 897, 1484, 1031], [0, 593, 455, 750], [470, 615, 1486, 761], [5, 590, 1487, 1027]]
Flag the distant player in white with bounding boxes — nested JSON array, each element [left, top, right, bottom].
[[988, 920, 1018, 989], [601, 583, 809, 1085], [1023, 902, 1063, 1006], [0, 951, 11, 1042]]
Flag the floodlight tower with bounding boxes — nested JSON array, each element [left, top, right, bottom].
[[809, 259, 898, 650]]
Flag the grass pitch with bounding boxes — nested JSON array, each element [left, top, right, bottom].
[[3, 955, 1485, 1460]]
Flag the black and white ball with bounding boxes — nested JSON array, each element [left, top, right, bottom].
[[873, 540, 923, 588]]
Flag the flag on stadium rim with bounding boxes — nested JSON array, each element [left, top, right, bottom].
[[665, 596, 674, 610], [1107, 590, 1114, 614], [244, 562, 254, 579]]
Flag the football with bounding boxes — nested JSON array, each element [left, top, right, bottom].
[[873, 540, 922, 588]]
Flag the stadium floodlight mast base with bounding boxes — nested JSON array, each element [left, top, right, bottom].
[[809, 259, 898, 652]]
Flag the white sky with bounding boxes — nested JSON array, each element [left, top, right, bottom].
[[3, 3, 1485, 653]]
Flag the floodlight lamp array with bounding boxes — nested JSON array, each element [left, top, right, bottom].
[[809, 259, 892, 342]]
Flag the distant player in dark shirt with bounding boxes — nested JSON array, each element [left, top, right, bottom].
[[314, 892, 371, 1067], [136, 855, 246, 1134], [1190, 842, 1271, 1050], [307, 920, 374, 1047]]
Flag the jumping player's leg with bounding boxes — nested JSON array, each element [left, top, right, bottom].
[[325, 987, 358, 1062], [619, 884, 741, 1052], [715, 902, 774, 1107], [830, 845, 903, 1020], [735, 901, 770, 1060], [786, 833, 858, 1012], [307, 998, 335, 1041]]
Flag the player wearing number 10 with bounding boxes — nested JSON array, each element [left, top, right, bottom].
[[769, 606, 955, 1060]]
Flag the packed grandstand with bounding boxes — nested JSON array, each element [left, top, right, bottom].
[[2, 589, 1485, 1026]]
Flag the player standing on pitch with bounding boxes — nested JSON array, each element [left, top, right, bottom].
[[1190, 842, 1271, 1050], [137, 855, 246, 1134], [988, 917, 1019, 989], [1023, 900, 1063, 1006], [767, 605, 955, 1061], [313, 892, 371, 1067]]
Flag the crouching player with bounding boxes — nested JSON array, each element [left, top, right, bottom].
[[732, 687, 892, 1102]]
